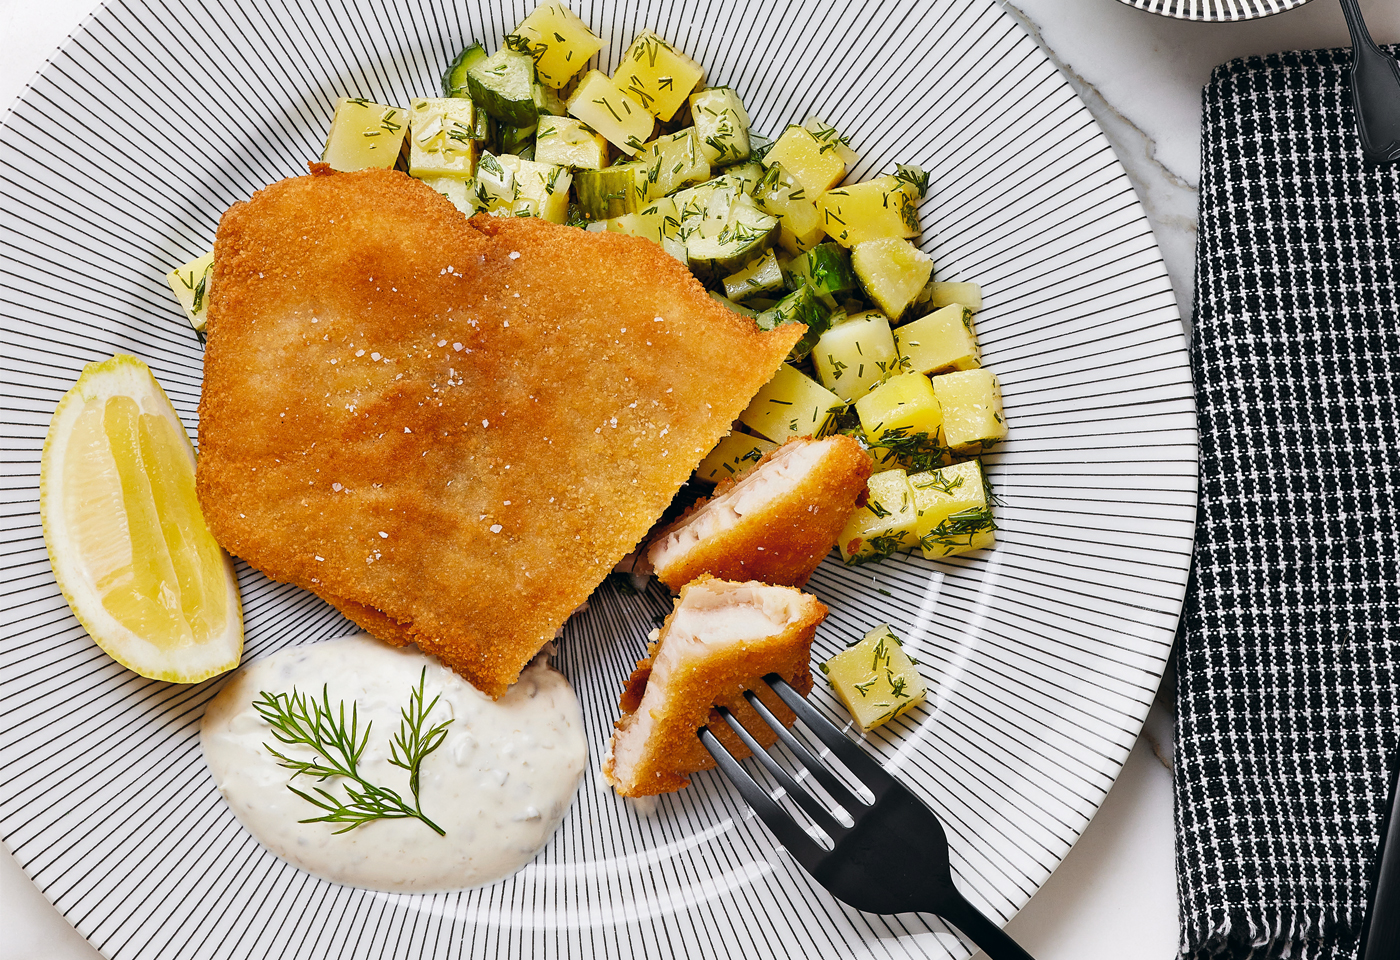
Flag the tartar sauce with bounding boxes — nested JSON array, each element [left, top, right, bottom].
[[201, 633, 586, 892]]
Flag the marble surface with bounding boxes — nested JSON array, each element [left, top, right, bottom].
[[3, 1, 1398, 958]]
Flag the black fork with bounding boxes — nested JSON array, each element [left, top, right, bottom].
[[699, 676, 1035, 960]]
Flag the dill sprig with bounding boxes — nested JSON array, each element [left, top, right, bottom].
[[920, 505, 997, 556], [254, 668, 452, 836], [867, 424, 945, 472]]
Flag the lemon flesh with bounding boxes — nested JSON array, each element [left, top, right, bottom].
[[42, 354, 243, 682]]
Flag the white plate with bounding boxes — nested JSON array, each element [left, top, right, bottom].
[[0, 1, 1197, 957]]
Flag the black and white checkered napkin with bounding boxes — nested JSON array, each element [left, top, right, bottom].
[[1177, 48, 1400, 960]]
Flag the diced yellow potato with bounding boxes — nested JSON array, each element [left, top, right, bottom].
[[854, 372, 946, 472], [925, 280, 983, 312], [803, 116, 861, 170], [639, 128, 710, 198], [738, 363, 843, 443], [641, 196, 682, 238], [694, 432, 779, 484], [166, 252, 213, 332], [930, 369, 1008, 454], [567, 70, 654, 155], [909, 460, 996, 558], [690, 87, 751, 165], [614, 31, 705, 121], [816, 175, 920, 247], [813, 310, 900, 402], [534, 115, 609, 169], [752, 162, 825, 255], [322, 97, 407, 172], [407, 98, 478, 180], [421, 176, 483, 216], [851, 238, 933, 320], [822, 624, 926, 731], [761, 126, 846, 195], [507, 2, 603, 89], [836, 470, 919, 563], [894, 304, 981, 375], [475, 152, 515, 213], [498, 154, 572, 223]]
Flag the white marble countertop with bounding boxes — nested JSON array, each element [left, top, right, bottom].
[[3, 1, 1398, 957]]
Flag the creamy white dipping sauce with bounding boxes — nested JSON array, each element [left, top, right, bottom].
[[201, 633, 586, 893]]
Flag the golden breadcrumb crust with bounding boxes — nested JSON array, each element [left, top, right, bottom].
[[198, 166, 802, 697]]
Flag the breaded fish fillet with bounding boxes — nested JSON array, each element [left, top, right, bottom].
[[603, 577, 824, 797], [198, 166, 802, 697], [647, 435, 872, 590]]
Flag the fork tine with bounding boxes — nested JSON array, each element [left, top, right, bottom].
[[765, 676, 896, 794], [742, 690, 869, 817], [699, 726, 828, 872], [713, 706, 850, 841]]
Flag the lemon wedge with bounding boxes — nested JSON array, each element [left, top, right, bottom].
[[41, 354, 243, 682]]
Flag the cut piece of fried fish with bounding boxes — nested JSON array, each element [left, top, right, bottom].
[[197, 166, 802, 697], [647, 435, 872, 590], [603, 577, 825, 796]]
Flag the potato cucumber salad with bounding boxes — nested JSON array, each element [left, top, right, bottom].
[[165, 1, 1008, 573]]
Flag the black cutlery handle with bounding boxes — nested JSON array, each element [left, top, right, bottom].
[[939, 892, 1036, 960], [1338, 0, 1400, 163], [1360, 757, 1400, 959]]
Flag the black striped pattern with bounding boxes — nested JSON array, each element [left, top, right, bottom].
[[0, 0, 1196, 957], [1116, 0, 1310, 20]]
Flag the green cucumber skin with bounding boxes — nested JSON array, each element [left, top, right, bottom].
[[757, 284, 834, 362], [467, 50, 540, 127], [797, 243, 859, 297], [443, 41, 488, 98], [574, 165, 645, 220]]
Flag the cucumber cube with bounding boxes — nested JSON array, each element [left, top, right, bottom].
[[408, 98, 478, 180], [816, 175, 920, 247], [443, 41, 488, 98], [803, 116, 861, 170], [639, 127, 710, 198], [498, 154, 572, 223], [929, 369, 1008, 454], [821, 624, 926, 731], [672, 174, 747, 237], [534, 115, 609, 169], [752, 162, 825, 254], [421, 176, 483, 216], [790, 242, 859, 297], [467, 49, 539, 127], [695, 432, 779, 484], [836, 470, 919, 564], [615, 31, 705, 122], [894, 304, 981, 375], [909, 460, 996, 558], [762, 125, 845, 195], [574, 162, 648, 220], [739, 363, 843, 443], [475, 152, 516, 213], [851, 238, 933, 320], [690, 87, 751, 166], [685, 200, 778, 281], [854, 373, 946, 471], [723, 249, 785, 302], [756, 283, 833, 361], [322, 97, 407, 172], [166, 252, 214, 332], [507, 2, 603, 89], [567, 70, 654, 155], [813, 310, 900, 402]]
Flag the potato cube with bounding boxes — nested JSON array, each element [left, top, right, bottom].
[[924, 280, 983, 312], [421, 176, 483, 216], [822, 624, 926, 731], [614, 31, 705, 122], [909, 460, 996, 558], [894, 304, 981, 375], [836, 470, 919, 564], [322, 97, 407, 172], [739, 363, 843, 443], [816, 175, 920, 247], [854, 373, 942, 447], [534, 115, 609, 169], [166, 252, 213, 332], [813, 310, 900, 402], [475, 152, 515, 213], [639, 127, 710, 198], [408, 98, 478, 180], [690, 87, 751, 165], [851, 238, 933, 320], [507, 2, 603, 89], [803, 116, 860, 169], [761, 126, 846, 195], [567, 70, 654, 155], [930, 369, 1008, 454], [695, 432, 779, 484], [498, 154, 572, 223], [752, 162, 825, 255]]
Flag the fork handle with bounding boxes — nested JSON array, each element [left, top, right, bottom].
[[938, 892, 1036, 960]]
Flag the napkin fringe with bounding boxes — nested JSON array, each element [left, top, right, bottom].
[[1184, 915, 1360, 960]]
